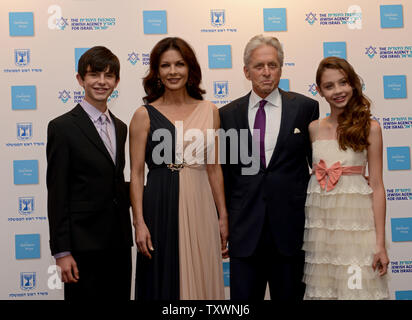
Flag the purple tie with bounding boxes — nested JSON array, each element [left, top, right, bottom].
[[253, 100, 267, 167]]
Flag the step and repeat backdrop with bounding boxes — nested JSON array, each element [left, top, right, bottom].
[[1, 0, 411, 300]]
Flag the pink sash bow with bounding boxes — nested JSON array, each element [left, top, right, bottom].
[[313, 159, 365, 192]]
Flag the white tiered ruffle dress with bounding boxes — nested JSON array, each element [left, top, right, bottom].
[[303, 140, 389, 300]]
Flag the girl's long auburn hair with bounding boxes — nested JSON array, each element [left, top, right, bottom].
[[316, 57, 371, 152]]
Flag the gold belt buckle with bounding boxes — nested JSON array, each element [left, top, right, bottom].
[[167, 161, 186, 172]]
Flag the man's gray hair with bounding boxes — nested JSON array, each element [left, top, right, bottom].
[[243, 34, 284, 67]]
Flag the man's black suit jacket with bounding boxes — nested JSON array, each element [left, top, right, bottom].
[[219, 89, 319, 258], [46, 104, 133, 256]]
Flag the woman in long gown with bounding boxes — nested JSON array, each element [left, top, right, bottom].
[[303, 57, 389, 299], [129, 37, 228, 300]]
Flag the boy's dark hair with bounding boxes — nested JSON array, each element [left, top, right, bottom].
[[77, 46, 120, 80]]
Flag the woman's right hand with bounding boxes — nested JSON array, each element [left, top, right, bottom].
[[130, 107, 152, 259], [134, 222, 154, 259]]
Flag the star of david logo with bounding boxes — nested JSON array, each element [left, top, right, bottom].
[[365, 46, 377, 59], [308, 84, 318, 96], [305, 12, 317, 25], [128, 52, 140, 65], [58, 90, 71, 103], [56, 17, 69, 30]]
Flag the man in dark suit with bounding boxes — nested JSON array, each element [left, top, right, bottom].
[[219, 35, 319, 300], [46, 46, 133, 300]]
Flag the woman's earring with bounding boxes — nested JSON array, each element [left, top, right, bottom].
[[157, 79, 163, 88]]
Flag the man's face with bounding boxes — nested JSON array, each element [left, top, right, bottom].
[[76, 66, 119, 107], [244, 44, 282, 99]]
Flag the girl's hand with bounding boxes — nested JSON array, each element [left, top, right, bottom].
[[219, 217, 229, 259], [372, 246, 389, 276]]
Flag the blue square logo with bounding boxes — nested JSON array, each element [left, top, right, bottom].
[[75, 48, 90, 72], [279, 79, 290, 92], [387, 147, 410, 170], [15, 234, 41, 259], [11, 86, 37, 110], [263, 8, 287, 32], [395, 291, 412, 300], [380, 5, 403, 28], [223, 261, 230, 287], [391, 218, 412, 242], [383, 75, 407, 99], [13, 160, 39, 185], [9, 12, 34, 36], [143, 10, 167, 34], [208, 45, 232, 69], [323, 42, 347, 59]]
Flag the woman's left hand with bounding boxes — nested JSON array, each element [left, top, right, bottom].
[[219, 217, 229, 259], [372, 246, 389, 276]]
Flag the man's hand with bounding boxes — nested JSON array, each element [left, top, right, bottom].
[[56, 254, 79, 283]]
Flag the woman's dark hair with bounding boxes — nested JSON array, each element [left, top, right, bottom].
[[77, 46, 120, 80], [143, 37, 205, 103], [316, 56, 371, 152]]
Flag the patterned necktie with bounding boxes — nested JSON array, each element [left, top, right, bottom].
[[253, 99, 267, 167], [99, 114, 115, 163]]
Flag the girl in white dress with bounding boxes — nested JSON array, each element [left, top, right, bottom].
[[303, 57, 389, 299]]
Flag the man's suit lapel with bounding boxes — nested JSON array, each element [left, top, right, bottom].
[[267, 89, 298, 169], [234, 93, 250, 131], [71, 104, 115, 166], [234, 93, 253, 156]]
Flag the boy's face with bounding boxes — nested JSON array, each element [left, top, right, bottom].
[[76, 66, 119, 108]]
